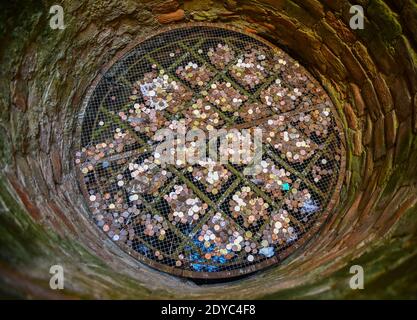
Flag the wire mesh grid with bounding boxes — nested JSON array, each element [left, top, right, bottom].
[[75, 23, 346, 280]]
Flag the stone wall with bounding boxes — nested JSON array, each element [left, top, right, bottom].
[[0, 0, 416, 299]]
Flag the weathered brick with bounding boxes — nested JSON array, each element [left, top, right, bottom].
[[363, 147, 374, 187], [385, 110, 398, 148], [321, 45, 346, 81], [156, 9, 184, 24], [352, 41, 378, 79], [294, 28, 322, 51], [403, 0, 417, 46], [362, 79, 383, 121], [390, 75, 412, 121], [271, 13, 298, 33], [367, 37, 400, 75], [377, 148, 394, 186], [367, 0, 402, 43], [282, 0, 318, 27], [373, 116, 386, 160], [373, 74, 394, 114], [325, 10, 356, 44], [350, 83, 365, 116], [152, 0, 179, 14], [340, 45, 368, 85], [321, 0, 344, 11], [344, 102, 358, 130], [395, 119, 413, 164], [291, 0, 324, 19], [316, 21, 344, 55], [353, 130, 363, 156], [394, 36, 417, 92], [363, 115, 373, 146]]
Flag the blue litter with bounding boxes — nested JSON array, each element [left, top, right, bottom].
[[191, 263, 204, 271], [301, 199, 319, 214], [282, 183, 290, 191], [259, 247, 275, 258]]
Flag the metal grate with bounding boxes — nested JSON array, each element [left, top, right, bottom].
[[75, 23, 346, 280]]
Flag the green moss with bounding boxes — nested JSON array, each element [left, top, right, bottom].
[[367, 0, 402, 44], [0, 177, 159, 299]]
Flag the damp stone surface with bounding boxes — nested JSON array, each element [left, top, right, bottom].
[[1, 0, 417, 299]]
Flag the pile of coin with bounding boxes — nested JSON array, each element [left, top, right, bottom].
[[218, 129, 257, 166], [284, 185, 314, 216], [261, 209, 297, 246], [164, 184, 209, 225], [250, 159, 292, 200], [90, 190, 134, 243], [135, 212, 169, 240], [204, 81, 248, 113], [183, 99, 224, 131], [260, 81, 303, 113], [76, 130, 137, 175], [196, 212, 259, 262], [229, 186, 269, 227], [230, 46, 271, 89], [128, 158, 171, 195], [119, 104, 168, 138], [176, 62, 214, 87], [191, 158, 232, 195], [207, 43, 235, 69], [311, 158, 332, 184], [293, 108, 332, 138], [262, 117, 318, 163], [133, 69, 192, 113], [240, 102, 270, 122]]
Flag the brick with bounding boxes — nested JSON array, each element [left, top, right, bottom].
[[152, 0, 179, 14], [321, 0, 344, 11], [350, 83, 365, 116], [385, 110, 398, 148], [320, 45, 346, 81], [403, 0, 417, 46], [367, 0, 402, 43], [374, 74, 394, 114], [367, 37, 400, 75], [363, 147, 374, 187], [395, 119, 413, 165], [340, 45, 368, 85], [352, 130, 363, 156], [291, 0, 325, 19], [390, 76, 412, 121], [156, 9, 185, 24], [325, 10, 356, 44], [316, 21, 344, 55], [294, 28, 322, 51], [377, 148, 394, 186], [363, 115, 373, 146], [362, 79, 383, 121], [282, 0, 317, 27], [373, 116, 386, 160], [394, 36, 417, 92], [9, 176, 42, 222], [344, 103, 358, 130], [352, 41, 378, 79]]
